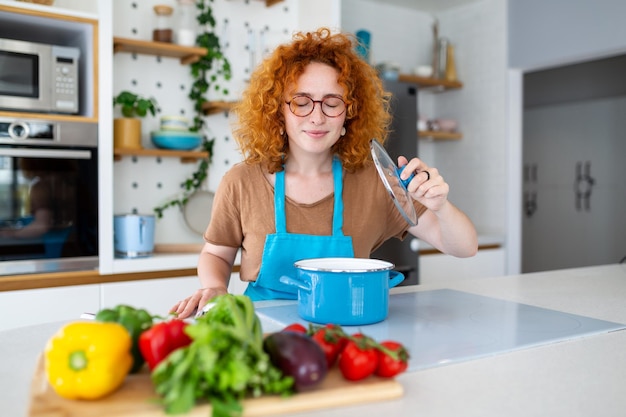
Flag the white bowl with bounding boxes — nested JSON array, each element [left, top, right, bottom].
[[160, 116, 190, 131], [414, 65, 433, 78]]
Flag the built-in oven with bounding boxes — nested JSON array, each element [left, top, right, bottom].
[[0, 117, 98, 275]]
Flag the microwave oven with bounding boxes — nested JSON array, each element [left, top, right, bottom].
[[0, 38, 80, 114]]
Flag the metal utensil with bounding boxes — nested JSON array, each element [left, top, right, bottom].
[[182, 178, 214, 235], [370, 139, 418, 226]]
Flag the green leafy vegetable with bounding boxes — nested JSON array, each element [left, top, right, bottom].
[[150, 295, 294, 417]]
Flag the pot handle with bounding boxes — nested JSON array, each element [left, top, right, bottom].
[[279, 275, 311, 292], [389, 270, 405, 288]]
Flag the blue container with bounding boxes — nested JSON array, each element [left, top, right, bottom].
[[280, 258, 404, 325], [355, 30, 371, 63], [113, 214, 155, 258], [151, 130, 202, 150]]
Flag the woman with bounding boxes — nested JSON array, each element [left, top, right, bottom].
[[172, 28, 477, 319]]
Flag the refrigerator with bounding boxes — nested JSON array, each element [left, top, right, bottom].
[[371, 79, 420, 285]]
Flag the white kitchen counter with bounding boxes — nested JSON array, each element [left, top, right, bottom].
[[2, 263, 625, 417]]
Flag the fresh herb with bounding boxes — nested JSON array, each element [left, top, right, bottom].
[[150, 295, 293, 417]]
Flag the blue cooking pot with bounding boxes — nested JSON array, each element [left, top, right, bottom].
[[279, 258, 405, 326]]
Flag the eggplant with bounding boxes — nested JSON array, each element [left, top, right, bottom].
[[263, 331, 328, 391]]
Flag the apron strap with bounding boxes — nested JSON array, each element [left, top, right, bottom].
[[274, 156, 345, 235], [331, 156, 344, 235], [274, 168, 287, 233]]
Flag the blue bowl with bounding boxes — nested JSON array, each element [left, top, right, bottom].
[[151, 130, 202, 150]]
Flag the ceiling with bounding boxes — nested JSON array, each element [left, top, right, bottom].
[[368, 0, 481, 13]]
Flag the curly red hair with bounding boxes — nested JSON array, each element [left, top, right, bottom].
[[232, 27, 392, 173]]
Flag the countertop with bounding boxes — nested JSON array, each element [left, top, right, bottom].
[[2, 263, 625, 417]]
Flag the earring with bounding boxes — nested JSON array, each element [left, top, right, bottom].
[[341, 127, 346, 136], [279, 128, 284, 136]]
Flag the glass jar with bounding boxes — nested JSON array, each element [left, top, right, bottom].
[[153, 4, 173, 43], [176, 0, 197, 46]]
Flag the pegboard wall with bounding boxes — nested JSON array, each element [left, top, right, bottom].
[[112, 0, 300, 244]]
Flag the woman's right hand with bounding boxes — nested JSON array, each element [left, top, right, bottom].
[[170, 286, 228, 319]]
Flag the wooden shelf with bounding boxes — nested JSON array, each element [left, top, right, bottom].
[[398, 74, 463, 90], [113, 147, 209, 163], [202, 100, 237, 115], [113, 37, 208, 65], [0, 110, 97, 124], [418, 130, 463, 141]]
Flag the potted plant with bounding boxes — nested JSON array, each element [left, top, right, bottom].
[[113, 91, 159, 150]]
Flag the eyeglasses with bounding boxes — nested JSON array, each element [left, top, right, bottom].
[[285, 95, 346, 118]]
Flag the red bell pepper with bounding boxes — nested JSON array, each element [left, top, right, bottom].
[[138, 319, 192, 370]]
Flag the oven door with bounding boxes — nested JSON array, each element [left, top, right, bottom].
[[0, 38, 52, 113], [0, 146, 98, 275]]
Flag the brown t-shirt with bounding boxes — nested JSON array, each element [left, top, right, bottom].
[[204, 161, 427, 282]]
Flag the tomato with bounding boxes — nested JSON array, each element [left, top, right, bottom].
[[311, 324, 347, 368], [282, 323, 307, 333], [375, 340, 409, 378], [338, 335, 378, 381]]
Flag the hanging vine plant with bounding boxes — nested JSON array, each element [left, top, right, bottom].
[[154, 0, 231, 218]]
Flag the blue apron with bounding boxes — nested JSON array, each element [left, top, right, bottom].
[[244, 157, 355, 300]]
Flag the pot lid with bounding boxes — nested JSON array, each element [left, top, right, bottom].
[[370, 139, 418, 226]]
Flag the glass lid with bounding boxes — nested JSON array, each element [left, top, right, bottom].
[[370, 139, 418, 226]]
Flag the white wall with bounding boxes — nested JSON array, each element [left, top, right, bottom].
[[508, 0, 626, 71], [342, 0, 509, 239]]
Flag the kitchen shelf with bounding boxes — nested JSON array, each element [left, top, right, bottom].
[[113, 147, 209, 163], [418, 130, 463, 141], [202, 100, 237, 115], [113, 37, 208, 65], [398, 74, 463, 90], [0, 110, 98, 124]]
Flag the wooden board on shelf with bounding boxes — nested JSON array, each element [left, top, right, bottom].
[[398, 74, 463, 90], [28, 354, 403, 417], [113, 147, 209, 163], [418, 130, 462, 141], [201, 100, 236, 115], [0, 110, 97, 124], [113, 37, 207, 65]]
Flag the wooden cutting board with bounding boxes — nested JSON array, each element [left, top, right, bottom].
[[28, 354, 403, 417]]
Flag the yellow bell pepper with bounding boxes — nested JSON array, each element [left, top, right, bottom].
[[44, 321, 133, 400]]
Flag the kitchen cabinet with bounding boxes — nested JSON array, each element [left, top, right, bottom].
[[419, 247, 505, 284], [100, 272, 247, 315], [0, 3, 99, 122], [0, 284, 100, 331]]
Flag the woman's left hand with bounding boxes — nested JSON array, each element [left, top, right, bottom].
[[397, 156, 449, 212]]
